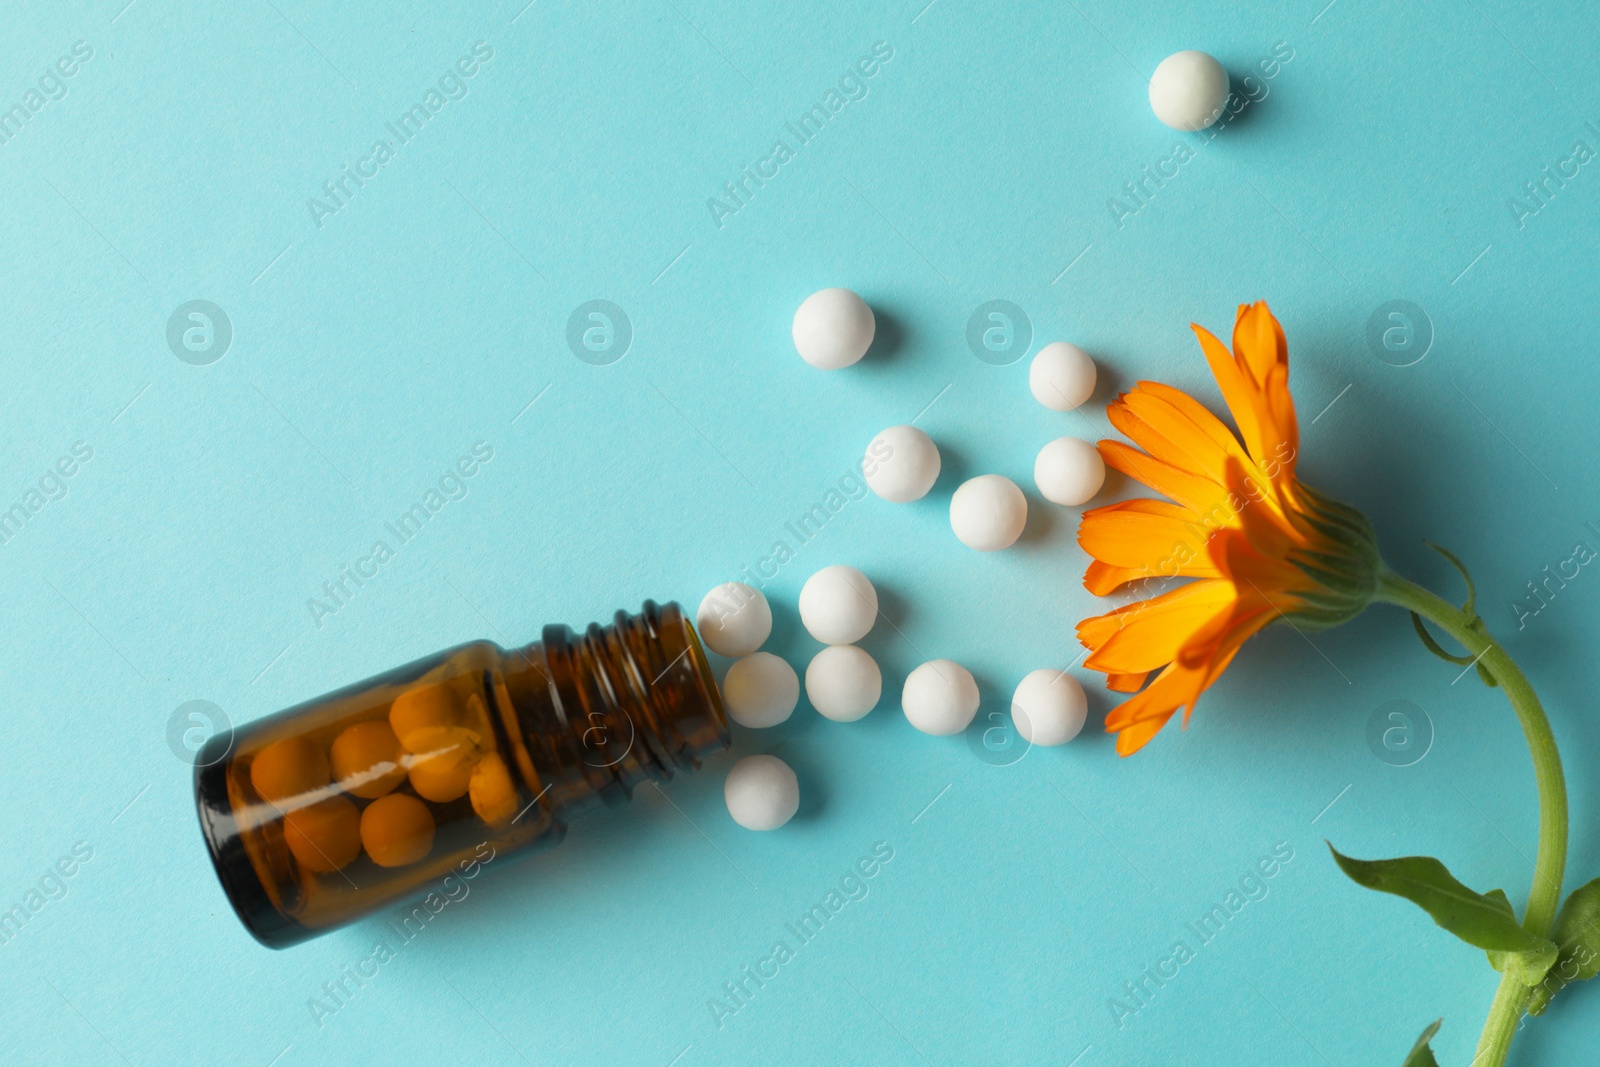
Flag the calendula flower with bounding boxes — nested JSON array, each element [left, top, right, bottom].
[[1074, 301, 1380, 755], [1073, 301, 1577, 1067]]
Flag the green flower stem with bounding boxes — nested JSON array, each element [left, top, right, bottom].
[[1374, 568, 1568, 1067]]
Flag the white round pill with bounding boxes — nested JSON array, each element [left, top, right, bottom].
[[1029, 342, 1097, 411], [1149, 51, 1230, 132], [1011, 669, 1088, 746], [950, 475, 1027, 551], [724, 754, 799, 831], [798, 565, 877, 644], [863, 425, 941, 503], [721, 652, 799, 729], [805, 645, 882, 722], [696, 582, 772, 657], [902, 660, 981, 735], [792, 288, 875, 370], [1034, 437, 1106, 506]]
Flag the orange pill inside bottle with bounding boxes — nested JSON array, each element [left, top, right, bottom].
[[194, 601, 726, 948]]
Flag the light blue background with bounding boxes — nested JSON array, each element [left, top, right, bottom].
[[2, 0, 1598, 1063]]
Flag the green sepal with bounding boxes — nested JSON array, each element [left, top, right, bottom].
[[1423, 541, 1478, 619], [1528, 877, 1600, 1015], [1408, 614, 1499, 686], [1401, 1019, 1442, 1067], [1407, 542, 1499, 686], [1410, 611, 1476, 664], [1328, 844, 1557, 985], [1283, 486, 1382, 632]]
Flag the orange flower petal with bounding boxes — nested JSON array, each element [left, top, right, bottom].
[[1103, 602, 1263, 749], [1082, 579, 1236, 674], [1106, 672, 1148, 693], [1118, 386, 1254, 481], [1213, 460, 1311, 579], [1077, 498, 1212, 571], [1262, 361, 1300, 481], [1137, 380, 1248, 457], [1177, 602, 1278, 727], [1232, 300, 1287, 389], [1107, 396, 1213, 478], [1114, 714, 1172, 756], [1192, 323, 1269, 461], [1084, 560, 1151, 596], [1105, 661, 1202, 732], [1099, 440, 1232, 515]]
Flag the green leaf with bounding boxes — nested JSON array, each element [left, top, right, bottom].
[[1529, 877, 1600, 1015], [1328, 844, 1558, 985], [1401, 1019, 1442, 1067], [1484, 887, 1518, 938], [1481, 889, 1557, 984]]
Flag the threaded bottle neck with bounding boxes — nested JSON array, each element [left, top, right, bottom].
[[507, 600, 727, 811]]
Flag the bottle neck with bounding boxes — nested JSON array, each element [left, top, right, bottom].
[[501, 601, 728, 813]]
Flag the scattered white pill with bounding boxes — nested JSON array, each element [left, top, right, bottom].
[[1029, 342, 1097, 411], [799, 565, 878, 644], [696, 582, 772, 657], [863, 425, 941, 503], [950, 475, 1027, 551], [1011, 669, 1088, 747], [724, 754, 800, 831], [1034, 437, 1106, 506], [793, 288, 875, 370], [902, 660, 980, 736], [805, 645, 882, 722], [1148, 51, 1230, 132], [721, 652, 799, 729]]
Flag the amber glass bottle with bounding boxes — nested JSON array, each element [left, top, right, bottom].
[[194, 601, 727, 948]]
